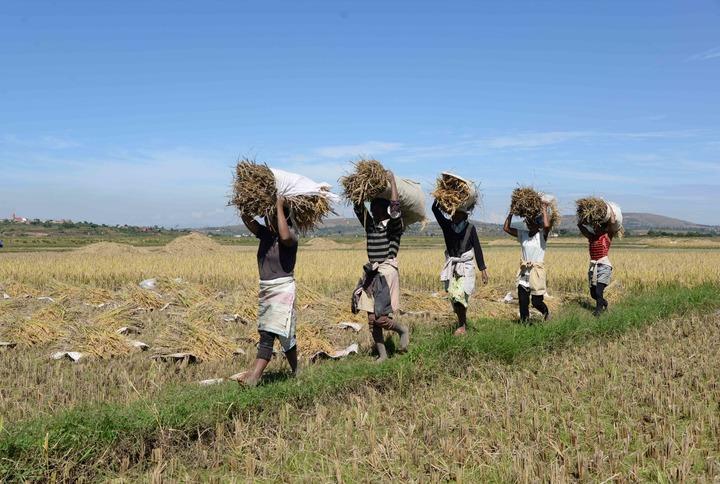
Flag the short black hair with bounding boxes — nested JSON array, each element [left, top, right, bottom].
[[370, 198, 390, 213]]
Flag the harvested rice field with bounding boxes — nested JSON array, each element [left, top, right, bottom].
[[114, 311, 720, 483], [1, 233, 719, 481]]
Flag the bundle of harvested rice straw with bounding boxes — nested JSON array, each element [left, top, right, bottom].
[[231, 158, 337, 233], [576, 197, 624, 236], [339, 159, 390, 205], [575, 197, 608, 226], [431, 172, 477, 215], [510, 187, 560, 229]]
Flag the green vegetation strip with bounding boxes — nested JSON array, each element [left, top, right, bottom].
[[2, 283, 720, 480]]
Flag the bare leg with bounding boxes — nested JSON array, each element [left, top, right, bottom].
[[453, 302, 467, 335], [241, 358, 269, 387], [368, 313, 388, 362], [386, 318, 409, 352], [284, 345, 299, 375]]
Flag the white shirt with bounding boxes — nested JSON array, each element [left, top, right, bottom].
[[517, 229, 546, 263]]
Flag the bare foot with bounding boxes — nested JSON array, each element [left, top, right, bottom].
[[374, 355, 388, 364], [230, 371, 259, 387], [453, 326, 467, 336]]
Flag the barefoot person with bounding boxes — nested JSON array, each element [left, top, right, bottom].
[[432, 200, 489, 335], [503, 202, 551, 323], [577, 218, 615, 316], [351, 170, 409, 362], [237, 195, 299, 385]]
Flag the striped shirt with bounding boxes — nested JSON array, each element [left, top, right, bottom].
[[589, 232, 611, 260], [354, 203, 404, 263]]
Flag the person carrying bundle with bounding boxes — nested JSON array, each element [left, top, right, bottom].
[[350, 170, 410, 362], [236, 196, 299, 386], [576, 198, 619, 316], [503, 197, 552, 323]]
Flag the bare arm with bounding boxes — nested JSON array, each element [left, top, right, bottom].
[[241, 213, 260, 237], [541, 203, 551, 240], [387, 170, 399, 202], [577, 222, 593, 239], [503, 212, 518, 238], [275, 196, 296, 247]]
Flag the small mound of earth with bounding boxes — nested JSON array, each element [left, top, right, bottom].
[[163, 232, 225, 254], [76, 242, 141, 256], [304, 238, 343, 250]]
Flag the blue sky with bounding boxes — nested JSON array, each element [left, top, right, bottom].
[[1, 0, 719, 227]]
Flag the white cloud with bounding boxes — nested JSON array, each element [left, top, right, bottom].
[[314, 141, 403, 159], [688, 46, 720, 61], [484, 131, 592, 149]]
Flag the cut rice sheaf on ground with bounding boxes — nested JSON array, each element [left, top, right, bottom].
[[154, 321, 237, 362], [6, 304, 69, 346]]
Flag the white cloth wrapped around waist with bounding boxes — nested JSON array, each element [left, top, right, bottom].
[[257, 276, 296, 339], [440, 249, 476, 295], [589, 256, 612, 285]]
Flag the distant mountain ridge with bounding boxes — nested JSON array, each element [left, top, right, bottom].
[[202, 212, 718, 236]]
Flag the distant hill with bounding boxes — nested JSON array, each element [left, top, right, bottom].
[[558, 212, 718, 235], [204, 212, 718, 237]]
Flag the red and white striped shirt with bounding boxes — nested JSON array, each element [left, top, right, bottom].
[[589, 232, 611, 260]]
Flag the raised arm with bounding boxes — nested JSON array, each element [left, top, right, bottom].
[[577, 222, 593, 239], [353, 202, 371, 228], [275, 196, 297, 247], [432, 200, 450, 229], [387, 170, 402, 221], [503, 212, 518, 238], [541, 202, 551, 240], [241, 213, 261, 237]]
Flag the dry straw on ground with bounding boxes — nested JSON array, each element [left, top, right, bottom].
[[431, 173, 475, 215], [339, 159, 390, 205], [163, 233, 225, 255], [76, 242, 142, 256], [575, 197, 608, 226], [154, 321, 237, 362]]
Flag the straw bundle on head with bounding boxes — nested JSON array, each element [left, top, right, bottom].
[[546, 197, 561, 230], [431, 173, 475, 215], [575, 197, 608, 226], [231, 158, 277, 220], [339, 159, 390, 205], [231, 158, 336, 233], [510, 187, 543, 221], [283, 189, 336, 233]]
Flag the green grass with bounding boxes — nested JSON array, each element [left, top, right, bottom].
[[2, 283, 719, 480]]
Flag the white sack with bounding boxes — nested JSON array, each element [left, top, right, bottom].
[[605, 201, 623, 233], [442, 172, 478, 212], [379, 178, 426, 226], [270, 168, 340, 202]]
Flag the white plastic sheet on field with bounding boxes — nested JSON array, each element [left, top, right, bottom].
[[310, 342, 359, 363]]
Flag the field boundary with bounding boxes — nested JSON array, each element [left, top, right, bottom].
[[2, 283, 720, 480]]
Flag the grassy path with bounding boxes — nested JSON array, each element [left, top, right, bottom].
[[2, 283, 720, 480]]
